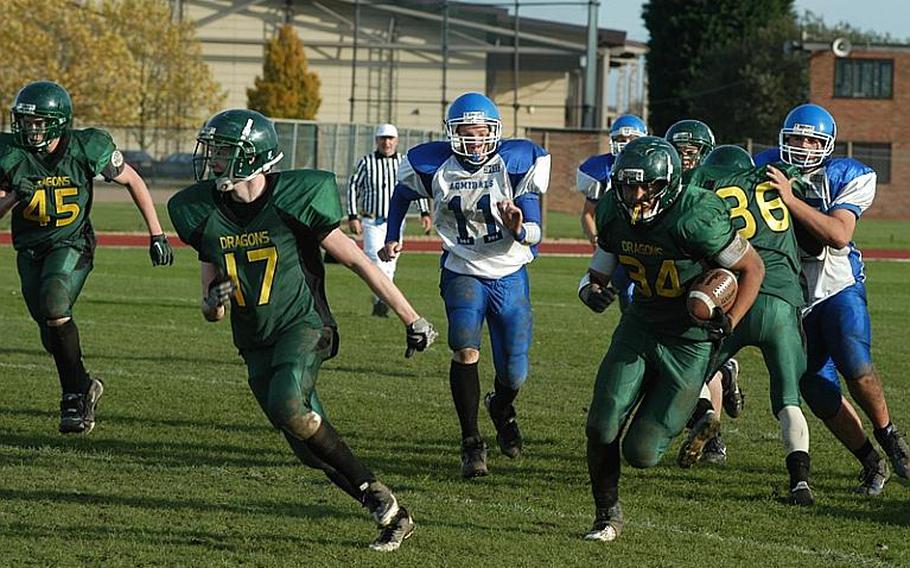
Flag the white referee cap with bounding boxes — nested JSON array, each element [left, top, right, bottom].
[[375, 123, 399, 138]]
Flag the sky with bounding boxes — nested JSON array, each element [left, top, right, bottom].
[[465, 0, 909, 43]]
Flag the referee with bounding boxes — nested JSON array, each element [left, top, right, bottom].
[[348, 123, 431, 317]]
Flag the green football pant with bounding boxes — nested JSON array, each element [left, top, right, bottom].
[[714, 294, 805, 415], [17, 243, 94, 351], [587, 318, 713, 468], [241, 324, 361, 499]]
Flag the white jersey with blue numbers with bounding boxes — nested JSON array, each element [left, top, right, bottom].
[[755, 149, 876, 308], [398, 139, 550, 279], [576, 153, 616, 201]]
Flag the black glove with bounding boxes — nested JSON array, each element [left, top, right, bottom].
[[579, 281, 617, 313], [700, 307, 733, 340], [405, 317, 438, 358], [12, 177, 38, 203], [149, 234, 174, 266], [204, 275, 236, 311]]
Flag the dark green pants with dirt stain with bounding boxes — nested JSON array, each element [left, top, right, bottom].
[[586, 317, 713, 468]]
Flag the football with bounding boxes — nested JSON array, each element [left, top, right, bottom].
[[687, 268, 738, 321]]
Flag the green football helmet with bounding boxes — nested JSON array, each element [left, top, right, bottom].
[[610, 136, 683, 226], [193, 109, 284, 189], [10, 81, 73, 150], [665, 119, 715, 171], [703, 145, 755, 170]]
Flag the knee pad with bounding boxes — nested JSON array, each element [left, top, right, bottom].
[[777, 405, 810, 454], [800, 374, 842, 420], [622, 435, 662, 469], [585, 424, 619, 448], [282, 410, 323, 441], [501, 355, 528, 390], [40, 277, 72, 320]]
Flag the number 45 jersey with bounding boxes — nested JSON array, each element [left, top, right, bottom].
[[168, 170, 341, 350], [0, 128, 117, 252], [397, 139, 550, 278]]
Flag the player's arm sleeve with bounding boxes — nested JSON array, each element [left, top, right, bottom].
[[167, 188, 208, 256], [417, 197, 431, 215], [347, 157, 366, 219], [397, 154, 432, 199], [385, 183, 421, 243], [830, 171, 875, 218], [514, 192, 542, 246], [513, 151, 551, 198], [83, 129, 120, 179], [296, 173, 345, 237], [576, 166, 603, 201]]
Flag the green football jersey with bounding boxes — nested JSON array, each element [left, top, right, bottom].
[[168, 169, 343, 351], [596, 185, 735, 340], [0, 128, 116, 252], [688, 163, 804, 308]]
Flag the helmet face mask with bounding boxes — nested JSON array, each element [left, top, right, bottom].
[[10, 81, 73, 150], [193, 110, 284, 190], [779, 104, 836, 170], [665, 120, 715, 171], [611, 136, 683, 226], [446, 93, 502, 166], [609, 114, 648, 155]]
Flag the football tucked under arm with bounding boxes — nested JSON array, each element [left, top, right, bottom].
[[686, 268, 738, 322]]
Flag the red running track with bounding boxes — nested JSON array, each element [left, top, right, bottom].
[[2, 231, 910, 260]]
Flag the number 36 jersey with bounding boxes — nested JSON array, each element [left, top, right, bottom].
[[0, 128, 117, 252], [397, 139, 550, 279], [168, 170, 341, 350]]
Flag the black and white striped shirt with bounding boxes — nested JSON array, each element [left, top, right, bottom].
[[347, 151, 429, 219]]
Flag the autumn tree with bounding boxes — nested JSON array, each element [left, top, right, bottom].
[[247, 25, 321, 119], [1, 0, 139, 129], [102, 0, 226, 152]]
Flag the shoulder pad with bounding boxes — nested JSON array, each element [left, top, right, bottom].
[[167, 181, 217, 248], [70, 128, 117, 176], [498, 139, 548, 175], [824, 157, 875, 190], [272, 169, 344, 234], [753, 147, 781, 166], [578, 153, 614, 184], [406, 141, 452, 175]]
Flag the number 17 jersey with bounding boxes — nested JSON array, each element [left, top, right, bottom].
[[397, 140, 550, 279]]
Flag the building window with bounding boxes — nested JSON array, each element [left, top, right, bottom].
[[852, 143, 891, 184], [834, 59, 893, 99]]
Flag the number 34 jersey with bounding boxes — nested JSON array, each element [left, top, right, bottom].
[[0, 128, 117, 252], [397, 139, 550, 279], [168, 170, 341, 350]]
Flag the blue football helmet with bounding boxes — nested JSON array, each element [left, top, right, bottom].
[[445, 92, 502, 166], [609, 114, 647, 155], [779, 103, 836, 170]]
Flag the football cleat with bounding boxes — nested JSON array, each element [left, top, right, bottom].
[[584, 503, 623, 542], [789, 481, 815, 506], [878, 427, 910, 480], [720, 358, 744, 418], [369, 507, 415, 552], [484, 392, 523, 459], [59, 377, 104, 434], [677, 410, 721, 468], [362, 481, 399, 527], [461, 436, 489, 478], [700, 434, 727, 465], [856, 458, 890, 497]]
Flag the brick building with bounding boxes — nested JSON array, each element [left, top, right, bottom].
[[807, 43, 910, 219]]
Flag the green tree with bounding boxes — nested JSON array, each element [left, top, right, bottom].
[[102, 0, 225, 152], [642, 0, 798, 137], [799, 10, 906, 45], [247, 25, 321, 119], [686, 15, 808, 144]]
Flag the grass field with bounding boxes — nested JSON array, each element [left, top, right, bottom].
[[1, 247, 909, 567], [3, 200, 910, 248]]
